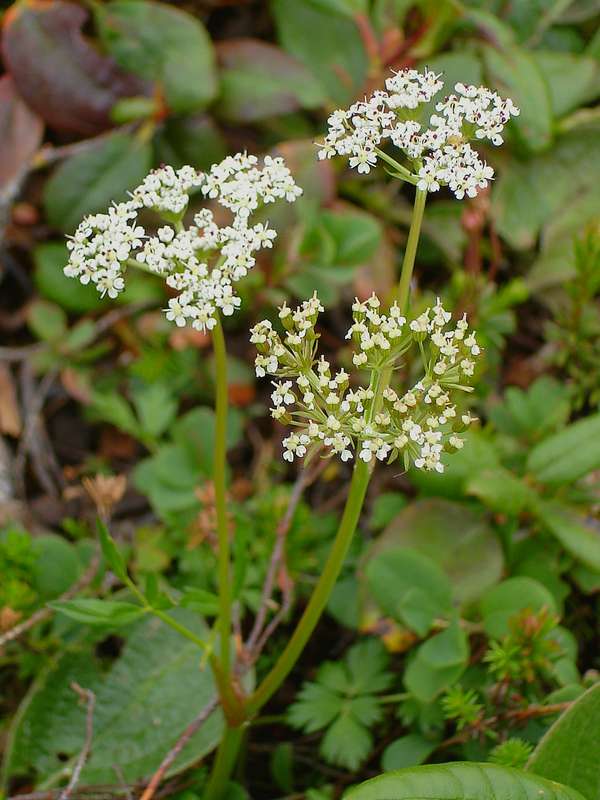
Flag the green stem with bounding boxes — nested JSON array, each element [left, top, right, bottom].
[[204, 725, 245, 800], [150, 608, 210, 653], [212, 313, 232, 679], [395, 187, 427, 313], [246, 458, 371, 716]]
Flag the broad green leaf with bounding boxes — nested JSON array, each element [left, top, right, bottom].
[[50, 599, 145, 627], [480, 577, 558, 638], [365, 548, 453, 636], [32, 535, 82, 599], [533, 50, 600, 117], [43, 131, 152, 233], [481, 43, 553, 152], [404, 621, 468, 702], [466, 467, 538, 515], [538, 504, 600, 572], [180, 587, 219, 616], [527, 413, 600, 484], [370, 498, 503, 606], [27, 300, 67, 342], [370, 493, 407, 531], [131, 382, 178, 440], [381, 734, 437, 771], [422, 52, 483, 95], [97, 519, 129, 584], [272, 0, 368, 105], [33, 242, 107, 313], [344, 762, 587, 800], [96, 0, 217, 113], [216, 39, 325, 121], [529, 684, 600, 800], [154, 114, 227, 171], [3, 612, 221, 786]]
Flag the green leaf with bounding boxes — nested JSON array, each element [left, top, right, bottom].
[[481, 43, 553, 152], [3, 611, 221, 786], [43, 131, 152, 233], [88, 390, 140, 438], [216, 39, 325, 121], [529, 684, 600, 800], [381, 734, 437, 771], [272, 0, 368, 105], [154, 114, 226, 171], [365, 548, 453, 636], [33, 242, 107, 313], [32, 535, 82, 600], [131, 382, 178, 440], [533, 50, 600, 117], [527, 413, 600, 484], [288, 683, 344, 732], [345, 639, 393, 694], [488, 377, 570, 441], [50, 599, 145, 627], [370, 499, 503, 607], [322, 714, 372, 771], [344, 762, 587, 800], [27, 299, 67, 342], [466, 467, 538, 515], [480, 577, 558, 639], [97, 519, 129, 584], [96, 0, 217, 113], [404, 621, 468, 702], [537, 504, 600, 572], [180, 587, 219, 616], [422, 51, 483, 95], [370, 493, 407, 531]]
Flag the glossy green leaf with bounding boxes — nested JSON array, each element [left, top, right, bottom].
[[3, 612, 221, 786], [43, 131, 152, 233], [50, 599, 145, 627], [344, 762, 586, 800], [216, 38, 325, 121], [381, 734, 437, 771], [480, 577, 558, 638], [273, 0, 368, 105], [529, 683, 600, 800], [404, 621, 468, 702], [365, 548, 453, 636], [538, 504, 600, 572], [527, 413, 600, 484], [371, 498, 503, 606], [482, 43, 553, 152], [96, 0, 217, 113]]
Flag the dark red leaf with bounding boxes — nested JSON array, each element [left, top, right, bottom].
[[0, 74, 43, 190], [2, 0, 146, 135]]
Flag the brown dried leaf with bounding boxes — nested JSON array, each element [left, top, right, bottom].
[[0, 75, 43, 191], [0, 364, 22, 437], [2, 0, 145, 135]]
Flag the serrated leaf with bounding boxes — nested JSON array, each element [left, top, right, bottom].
[[43, 130, 152, 233], [50, 599, 145, 627], [3, 612, 221, 786], [344, 762, 587, 799], [322, 714, 372, 771], [96, 0, 217, 113], [480, 577, 557, 639], [529, 684, 600, 800], [345, 639, 393, 694], [287, 683, 344, 732], [538, 504, 600, 572], [527, 413, 600, 485]]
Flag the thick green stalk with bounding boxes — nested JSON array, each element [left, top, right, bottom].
[[395, 187, 427, 313], [212, 314, 232, 679], [246, 458, 371, 715], [204, 725, 244, 800]]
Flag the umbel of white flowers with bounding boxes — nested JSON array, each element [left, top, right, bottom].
[[64, 154, 302, 332], [317, 68, 520, 199], [251, 293, 481, 472]]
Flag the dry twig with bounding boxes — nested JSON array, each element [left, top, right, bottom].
[[58, 684, 96, 800], [138, 699, 219, 800]]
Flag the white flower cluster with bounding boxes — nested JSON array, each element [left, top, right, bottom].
[[64, 154, 302, 330], [251, 293, 481, 472], [317, 68, 519, 199]]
